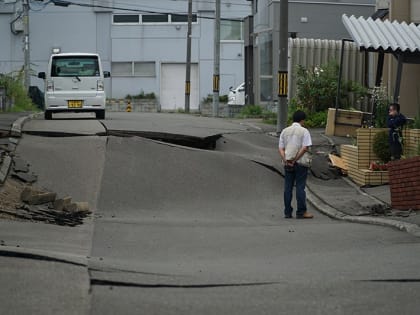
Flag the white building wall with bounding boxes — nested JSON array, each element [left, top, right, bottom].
[[0, 0, 251, 109]]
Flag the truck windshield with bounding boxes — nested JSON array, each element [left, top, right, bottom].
[[51, 56, 100, 77]]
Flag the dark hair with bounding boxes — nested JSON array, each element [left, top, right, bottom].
[[293, 110, 306, 122], [389, 103, 400, 113]]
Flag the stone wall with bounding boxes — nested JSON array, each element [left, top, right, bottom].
[[200, 102, 243, 118], [106, 99, 158, 112]]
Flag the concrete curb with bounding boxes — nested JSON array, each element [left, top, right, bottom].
[[306, 176, 420, 238], [10, 112, 41, 137], [0, 155, 12, 184], [1, 112, 40, 184]]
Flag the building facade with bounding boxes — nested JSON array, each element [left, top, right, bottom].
[[248, 0, 376, 105], [0, 0, 251, 110]]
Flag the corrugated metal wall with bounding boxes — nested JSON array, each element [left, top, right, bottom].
[[288, 38, 369, 110]]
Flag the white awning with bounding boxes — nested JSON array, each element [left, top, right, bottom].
[[342, 14, 420, 53]]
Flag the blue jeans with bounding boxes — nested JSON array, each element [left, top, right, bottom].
[[284, 163, 308, 217]]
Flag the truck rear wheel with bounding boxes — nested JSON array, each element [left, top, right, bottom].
[[96, 110, 105, 119], [44, 111, 52, 120]]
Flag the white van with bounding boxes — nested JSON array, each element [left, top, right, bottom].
[[38, 53, 110, 120]]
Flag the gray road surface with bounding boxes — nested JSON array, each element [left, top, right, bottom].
[[1, 112, 419, 314]]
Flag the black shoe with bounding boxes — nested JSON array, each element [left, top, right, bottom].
[[284, 215, 293, 219]]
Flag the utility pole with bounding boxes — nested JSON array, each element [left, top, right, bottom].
[[212, 0, 220, 117], [277, 0, 288, 134], [23, 0, 31, 92], [184, 0, 192, 113]]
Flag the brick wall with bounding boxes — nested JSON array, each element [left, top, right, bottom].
[[388, 156, 420, 210]]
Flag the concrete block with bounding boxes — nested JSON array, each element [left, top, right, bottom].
[[53, 196, 72, 211], [63, 202, 78, 213], [75, 202, 90, 213], [21, 187, 57, 205], [0, 155, 12, 184]]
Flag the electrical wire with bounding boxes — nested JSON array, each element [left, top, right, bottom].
[[32, 0, 248, 22]]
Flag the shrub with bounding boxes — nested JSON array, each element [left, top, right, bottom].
[[125, 91, 156, 99], [240, 105, 262, 118], [0, 73, 37, 112], [295, 60, 368, 114], [305, 111, 328, 128], [202, 94, 229, 103], [373, 130, 391, 163], [371, 85, 390, 128], [262, 110, 276, 125]]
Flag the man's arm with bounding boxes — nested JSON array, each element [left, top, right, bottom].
[[279, 147, 286, 164], [293, 146, 309, 163]]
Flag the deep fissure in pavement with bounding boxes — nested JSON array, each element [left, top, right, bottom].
[[90, 279, 281, 289]]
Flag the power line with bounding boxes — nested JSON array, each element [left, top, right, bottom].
[[30, 0, 247, 22]]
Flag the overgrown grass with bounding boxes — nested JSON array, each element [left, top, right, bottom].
[[239, 105, 262, 118], [0, 73, 38, 112]]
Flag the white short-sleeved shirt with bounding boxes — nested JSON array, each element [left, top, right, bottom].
[[279, 122, 312, 161]]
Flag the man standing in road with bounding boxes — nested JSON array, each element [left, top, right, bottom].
[[279, 110, 314, 219]]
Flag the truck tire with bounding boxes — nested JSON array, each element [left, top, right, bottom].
[[96, 110, 105, 120], [44, 111, 52, 120]]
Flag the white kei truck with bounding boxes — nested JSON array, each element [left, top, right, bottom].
[[38, 53, 110, 120]]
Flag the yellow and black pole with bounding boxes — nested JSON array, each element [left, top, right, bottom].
[[277, 0, 288, 133], [278, 71, 288, 98]]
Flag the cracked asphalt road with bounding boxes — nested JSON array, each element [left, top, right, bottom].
[[1, 112, 420, 314]]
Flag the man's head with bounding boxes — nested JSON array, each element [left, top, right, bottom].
[[293, 110, 307, 125], [389, 103, 400, 117]]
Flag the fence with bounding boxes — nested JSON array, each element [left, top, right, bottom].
[[0, 87, 12, 112], [289, 38, 372, 111]]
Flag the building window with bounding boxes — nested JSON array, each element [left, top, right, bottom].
[[258, 32, 273, 102], [111, 62, 156, 77], [171, 14, 197, 23], [134, 62, 156, 76], [113, 14, 197, 25], [221, 20, 243, 41], [142, 14, 169, 23], [113, 15, 140, 24]]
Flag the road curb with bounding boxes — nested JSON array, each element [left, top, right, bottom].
[[306, 186, 420, 238], [10, 112, 41, 137]]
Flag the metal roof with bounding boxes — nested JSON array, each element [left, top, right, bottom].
[[342, 14, 420, 53]]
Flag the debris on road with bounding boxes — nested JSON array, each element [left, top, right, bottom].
[[328, 154, 348, 175], [0, 155, 91, 226], [0, 179, 91, 227]]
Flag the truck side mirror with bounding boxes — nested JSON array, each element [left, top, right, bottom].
[[103, 71, 111, 78], [38, 72, 46, 79]]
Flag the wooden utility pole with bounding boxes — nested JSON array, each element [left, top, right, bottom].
[[23, 0, 31, 92], [212, 0, 220, 117], [185, 0, 193, 113]]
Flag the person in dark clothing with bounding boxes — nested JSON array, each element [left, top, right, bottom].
[[387, 103, 406, 160]]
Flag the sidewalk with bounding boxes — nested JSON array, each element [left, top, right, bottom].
[[308, 129, 420, 237]]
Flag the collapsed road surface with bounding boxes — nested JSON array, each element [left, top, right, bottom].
[[0, 112, 419, 315]]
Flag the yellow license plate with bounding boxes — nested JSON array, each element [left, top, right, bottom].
[[68, 100, 83, 108]]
